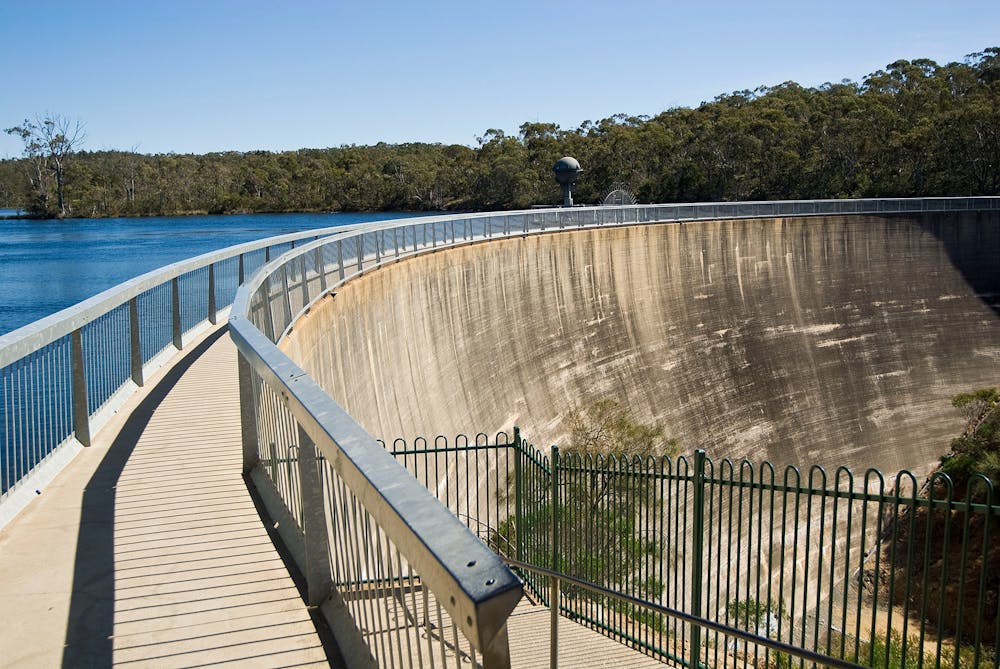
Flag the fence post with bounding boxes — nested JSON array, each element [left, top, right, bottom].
[[550, 444, 560, 669], [236, 352, 260, 474], [171, 276, 182, 350], [315, 246, 327, 292], [208, 263, 217, 324], [513, 426, 523, 563], [299, 255, 310, 307], [280, 266, 293, 328], [296, 423, 333, 606], [70, 328, 91, 447], [690, 449, 706, 669], [128, 296, 143, 387]]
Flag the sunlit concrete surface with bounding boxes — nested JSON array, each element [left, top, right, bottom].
[[283, 212, 1000, 476], [0, 326, 329, 668]]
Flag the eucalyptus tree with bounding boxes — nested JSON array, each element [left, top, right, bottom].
[[4, 113, 85, 216]]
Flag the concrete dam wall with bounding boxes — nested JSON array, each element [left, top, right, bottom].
[[281, 212, 1000, 475]]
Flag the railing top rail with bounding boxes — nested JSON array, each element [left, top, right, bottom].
[[0, 221, 372, 366], [228, 313, 522, 652], [228, 195, 1000, 660], [7, 196, 1000, 367]]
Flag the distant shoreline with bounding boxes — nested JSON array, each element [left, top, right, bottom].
[[0, 206, 465, 222]]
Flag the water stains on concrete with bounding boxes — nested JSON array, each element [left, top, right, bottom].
[[282, 213, 1000, 476]]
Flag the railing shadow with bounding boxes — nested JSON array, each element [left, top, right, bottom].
[[61, 327, 227, 668]]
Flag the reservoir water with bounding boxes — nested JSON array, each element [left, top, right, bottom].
[[0, 211, 423, 335]]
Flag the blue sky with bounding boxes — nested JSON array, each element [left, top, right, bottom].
[[1, 0, 998, 157]]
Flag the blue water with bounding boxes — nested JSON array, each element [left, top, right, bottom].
[[0, 211, 423, 335]]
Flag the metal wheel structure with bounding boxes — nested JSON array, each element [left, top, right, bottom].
[[602, 183, 638, 206]]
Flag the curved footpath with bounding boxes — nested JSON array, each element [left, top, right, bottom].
[[0, 323, 686, 668], [0, 324, 332, 668]]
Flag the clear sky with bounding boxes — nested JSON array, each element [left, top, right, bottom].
[[1, 0, 998, 158]]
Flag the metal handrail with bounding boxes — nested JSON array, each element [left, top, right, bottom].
[[229, 313, 523, 659], [228, 197, 1000, 667], [0, 223, 364, 365], [390, 432, 1000, 669], [0, 221, 363, 524], [1, 197, 995, 661]]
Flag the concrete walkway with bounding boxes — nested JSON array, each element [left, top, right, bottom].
[[0, 326, 331, 668], [0, 321, 671, 668]]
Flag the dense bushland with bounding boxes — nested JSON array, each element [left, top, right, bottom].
[[2, 48, 997, 218]]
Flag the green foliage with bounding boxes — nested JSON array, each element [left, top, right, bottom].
[[494, 402, 677, 633], [725, 598, 786, 633], [4, 113, 85, 216], [567, 398, 678, 459], [4, 48, 999, 218], [765, 629, 994, 669], [941, 387, 1000, 490]]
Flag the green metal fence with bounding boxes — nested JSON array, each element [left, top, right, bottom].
[[385, 430, 999, 669]]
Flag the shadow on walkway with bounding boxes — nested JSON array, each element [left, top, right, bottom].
[[61, 327, 228, 668]]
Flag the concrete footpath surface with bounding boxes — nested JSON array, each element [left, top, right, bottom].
[[0, 326, 331, 668]]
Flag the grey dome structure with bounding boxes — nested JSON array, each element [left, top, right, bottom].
[[553, 156, 582, 206]]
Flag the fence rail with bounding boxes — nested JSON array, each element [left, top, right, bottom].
[[387, 432, 999, 669]]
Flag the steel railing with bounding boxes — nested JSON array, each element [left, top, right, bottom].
[[387, 431, 1000, 669], [229, 197, 1000, 668], [0, 221, 368, 527]]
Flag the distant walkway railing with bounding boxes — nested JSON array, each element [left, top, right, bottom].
[[0, 221, 364, 526], [228, 197, 1000, 667], [387, 431, 1000, 669]]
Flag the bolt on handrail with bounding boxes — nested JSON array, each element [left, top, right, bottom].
[[228, 197, 999, 667]]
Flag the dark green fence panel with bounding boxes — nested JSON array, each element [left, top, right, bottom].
[[385, 430, 999, 669]]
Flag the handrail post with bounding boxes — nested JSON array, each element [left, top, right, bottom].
[[299, 255, 310, 307], [280, 266, 293, 329], [481, 623, 513, 669], [71, 328, 91, 447], [262, 276, 277, 342], [171, 276, 182, 350], [513, 426, 523, 564], [238, 253, 245, 284], [315, 246, 327, 292], [550, 444, 560, 669], [208, 262, 217, 324], [128, 297, 143, 387], [690, 449, 707, 669], [236, 351, 260, 474], [296, 423, 333, 606]]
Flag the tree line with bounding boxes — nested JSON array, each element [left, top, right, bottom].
[[2, 48, 997, 218]]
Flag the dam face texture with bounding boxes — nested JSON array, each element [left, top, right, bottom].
[[282, 213, 1000, 475]]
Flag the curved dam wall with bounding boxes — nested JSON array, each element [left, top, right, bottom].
[[281, 212, 1000, 475]]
